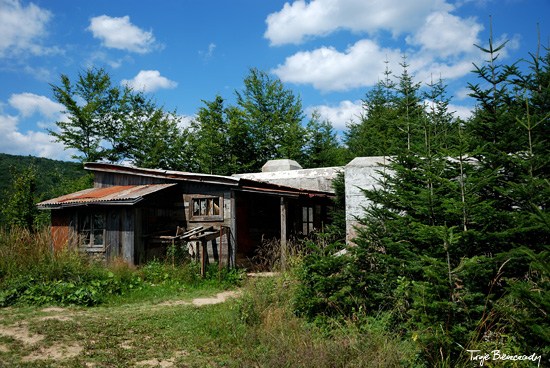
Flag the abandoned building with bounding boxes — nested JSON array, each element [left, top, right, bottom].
[[235, 156, 387, 244], [37, 161, 336, 268]]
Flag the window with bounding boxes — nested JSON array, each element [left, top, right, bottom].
[[302, 206, 314, 234], [190, 197, 223, 221], [79, 213, 105, 252]]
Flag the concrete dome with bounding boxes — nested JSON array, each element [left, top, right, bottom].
[[262, 159, 303, 172]]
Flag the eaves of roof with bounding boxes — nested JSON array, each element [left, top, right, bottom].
[[84, 162, 241, 186], [37, 184, 177, 209], [84, 162, 335, 198]]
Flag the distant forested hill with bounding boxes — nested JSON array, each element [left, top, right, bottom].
[[0, 153, 88, 206]]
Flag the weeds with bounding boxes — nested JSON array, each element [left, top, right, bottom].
[[231, 273, 417, 367], [0, 226, 241, 307]]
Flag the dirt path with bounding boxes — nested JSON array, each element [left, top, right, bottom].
[[0, 289, 243, 365], [156, 289, 242, 307]]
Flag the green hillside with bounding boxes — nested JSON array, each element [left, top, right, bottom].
[[0, 153, 88, 210]]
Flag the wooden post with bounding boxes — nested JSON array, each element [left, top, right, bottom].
[[226, 227, 230, 269], [280, 197, 287, 271], [201, 238, 206, 278], [171, 239, 174, 268], [230, 191, 237, 268], [219, 227, 222, 283]]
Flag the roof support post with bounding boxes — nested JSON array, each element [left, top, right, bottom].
[[230, 190, 237, 268], [280, 197, 288, 271]]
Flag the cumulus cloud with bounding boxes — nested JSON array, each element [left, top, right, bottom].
[[423, 99, 473, 121], [121, 70, 178, 92], [264, 0, 453, 46], [8, 93, 64, 118], [272, 39, 402, 92], [406, 12, 482, 57], [449, 103, 474, 120], [0, 0, 57, 57], [306, 100, 362, 130], [0, 113, 73, 160], [87, 15, 158, 53], [267, 1, 488, 93]]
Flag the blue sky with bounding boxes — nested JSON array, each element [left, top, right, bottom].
[[1, 0, 549, 161]]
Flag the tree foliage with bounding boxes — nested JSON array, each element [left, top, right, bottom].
[[1, 165, 45, 230], [189, 68, 343, 174], [50, 67, 188, 169], [296, 34, 550, 365]]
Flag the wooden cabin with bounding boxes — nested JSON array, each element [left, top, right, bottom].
[[37, 163, 334, 268]]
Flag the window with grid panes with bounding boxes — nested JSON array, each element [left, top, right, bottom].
[[79, 213, 105, 252], [190, 197, 222, 221], [302, 206, 314, 234]]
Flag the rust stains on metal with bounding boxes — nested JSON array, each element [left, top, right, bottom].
[[37, 184, 177, 208], [67, 185, 137, 200]]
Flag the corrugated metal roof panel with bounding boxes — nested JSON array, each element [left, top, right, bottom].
[[83, 162, 241, 186], [37, 184, 177, 208]]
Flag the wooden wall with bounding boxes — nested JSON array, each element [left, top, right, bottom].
[[93, 172, 168, 188]]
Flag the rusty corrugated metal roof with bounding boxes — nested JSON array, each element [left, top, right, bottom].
[[37, 184, 177, 209]]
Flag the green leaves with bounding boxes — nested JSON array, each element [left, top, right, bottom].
[[50, 67, 188, 169]]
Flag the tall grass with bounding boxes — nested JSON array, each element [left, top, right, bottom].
[[0, 226, 240, 307], [230, 274, 418, 367], [0, 225, 87, 281]]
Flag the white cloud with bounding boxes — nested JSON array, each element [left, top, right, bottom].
[[87, 15, 158, 53], [8, 93, 64, 118], [177, 115, 194, 130], [306, 100, 362, 130], [24, 65, 53, 82], [449, 103, 473, 120], [265, 0, 453, 46], [87, 50, 132, 69], [272, 39, 402, 92], [0, 113, 74, 160], [121, 70, 178, 92], [406, 12, 482, 57], [199, 43, 216, 60], [0, 0, 56, 57], [267, 1, 490, 93]]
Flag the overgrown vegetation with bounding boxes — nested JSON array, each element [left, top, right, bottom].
[[0, 153, 89, 227], [0, 228, 418, 367], [0, 226, 242, 308]]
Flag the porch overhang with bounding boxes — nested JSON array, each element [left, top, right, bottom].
[[37, 184, 177, 210]]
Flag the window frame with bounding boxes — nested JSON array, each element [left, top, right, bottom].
[[302, 205, 315, 234], [78, 212, 106, 252], [189, 195, 223, 222]]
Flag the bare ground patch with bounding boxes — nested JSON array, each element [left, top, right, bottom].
[[0, 316, 84, 363], [156, 290, 242, 308], [0, 323, 45, 345], [22, 342, 83, 362]]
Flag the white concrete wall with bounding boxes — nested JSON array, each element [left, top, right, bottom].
[[344, 157, 388, 244]]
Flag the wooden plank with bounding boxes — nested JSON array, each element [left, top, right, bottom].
[[106, 209, 119, 261], [121, 208, 134, 265], [179, 226, 205, 239]]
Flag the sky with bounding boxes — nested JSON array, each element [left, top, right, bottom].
[[0, 0, 549, 161]]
